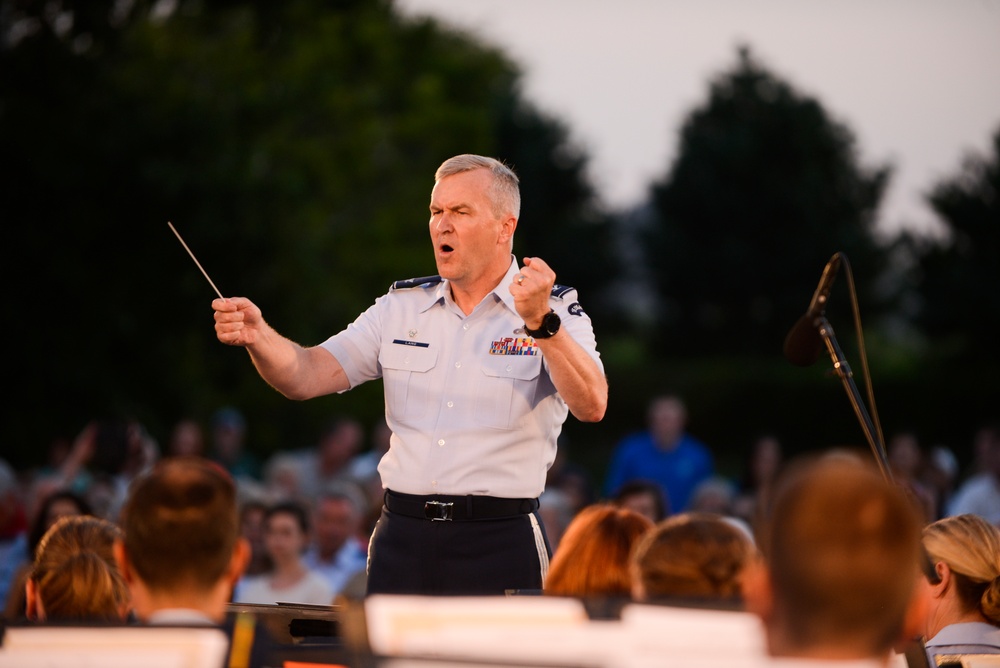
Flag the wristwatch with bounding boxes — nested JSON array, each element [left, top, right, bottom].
[[524, 310, 561, 339]]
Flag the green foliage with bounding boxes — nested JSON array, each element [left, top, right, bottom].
[[907, 126, 1000, 363], [1, 0, 613, 465], [643, 46, 892, 355]]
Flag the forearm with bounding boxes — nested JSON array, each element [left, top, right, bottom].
[[535, 332, 608, 422], [246, 326, 349, 400]]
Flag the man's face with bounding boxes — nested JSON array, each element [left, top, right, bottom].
[[429, 169, 514, 286], [313, 497, 359, 555]]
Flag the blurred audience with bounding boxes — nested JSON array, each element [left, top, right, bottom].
[[947, 421, 1000, 525], [920, 513, 1000, 662], [346, 417, 391, 482], [210, 407, 260, 482], [25, 515, 130, 622], [166, 417, 206, 458], [688, 476, 737, 516], [233, 500, 334, 606], [603, 394, 714, 515], [545, 435, 597, 517], [732, 433, 783, 529], [538, 488, 577, 553], [238, 498, 272, 577], [0, 458, 28, 611], [922, 444, 960, 520], [292, 416, 364, 500], [887, 430, 937, 523], [303, 481, 368, 598], [611, 479, 668, 523]]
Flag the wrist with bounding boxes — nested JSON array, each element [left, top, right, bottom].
[[523, 310, 561, 339]]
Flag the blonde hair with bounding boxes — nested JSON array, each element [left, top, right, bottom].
[[29, 515, 129, 621], [923, 513, 1000, 625], [435, 154, 520, 220]]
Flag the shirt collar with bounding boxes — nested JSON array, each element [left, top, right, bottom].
[[926, 621, 1000, 647], [427, 256, 521, 316]]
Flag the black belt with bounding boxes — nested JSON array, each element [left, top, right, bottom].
[[384, 489, 539, 521]]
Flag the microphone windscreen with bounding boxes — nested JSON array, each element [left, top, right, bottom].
[[783, 315, 822, 367]]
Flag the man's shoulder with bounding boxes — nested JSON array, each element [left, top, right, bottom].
[[390, 275, 443, 291], [550, 284, 576, 299]]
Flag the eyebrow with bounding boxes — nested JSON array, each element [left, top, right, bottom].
[[430, 201, 473, 212]]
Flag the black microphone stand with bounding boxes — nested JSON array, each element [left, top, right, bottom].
[[814, 315, 892, 482]]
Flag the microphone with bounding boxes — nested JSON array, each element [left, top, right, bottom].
[[783, 253, 842, 366]]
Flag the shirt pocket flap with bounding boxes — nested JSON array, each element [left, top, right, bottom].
[[480, 355, 542, 381], [379, 343, 438, 373]]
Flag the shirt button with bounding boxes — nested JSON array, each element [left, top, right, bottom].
[[463, 323, 470, 331], [455, 362, 461, 368], [506, 364, 512, 372], [446, 401, 454, 408], [438, 439, 445, 447], [431, 480, 437, 487]]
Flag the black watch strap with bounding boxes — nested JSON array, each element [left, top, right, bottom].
[[524, 310, 560, 339]]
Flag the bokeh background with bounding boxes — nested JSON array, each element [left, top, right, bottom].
[[3, 0, 997, 486]]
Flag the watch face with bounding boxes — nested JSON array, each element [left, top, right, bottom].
[[526, 310, 560, 338]]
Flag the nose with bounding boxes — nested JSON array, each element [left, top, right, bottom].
[[433, 213, 452, 232]]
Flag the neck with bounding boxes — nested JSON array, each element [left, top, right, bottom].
[[272, 556, 307, 581], [767, 625, 889, 665], [926, 597, 989, 639], [448, 257, 511, 315], [131, 579, 231, 624]]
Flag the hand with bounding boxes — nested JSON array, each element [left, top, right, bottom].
[[213, 297, 263, 346], [510, 256, 556, 329]]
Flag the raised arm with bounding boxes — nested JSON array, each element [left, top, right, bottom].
[[212, 297, 350, 400], [511, 258, 608, 422]]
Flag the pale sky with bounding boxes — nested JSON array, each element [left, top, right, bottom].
[[394, 0, 1000, 238]]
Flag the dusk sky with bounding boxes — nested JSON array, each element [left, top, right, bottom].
[[395, 0, 1000, 238]]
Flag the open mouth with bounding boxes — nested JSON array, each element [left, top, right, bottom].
[[439, 244, 454, 254]]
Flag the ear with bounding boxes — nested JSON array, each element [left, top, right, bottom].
[[228, 538, 251, 585], [742, 559, 774, 622], [930, 561, 951, 599], [499, 214, 517, 245], [25, 579, 42, 621], [112, 539, 134, 584]]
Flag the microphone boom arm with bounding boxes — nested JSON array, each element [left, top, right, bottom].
[[815, 316, 892, 481]]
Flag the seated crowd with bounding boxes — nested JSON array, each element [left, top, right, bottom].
[[0, 408, 998, 668]]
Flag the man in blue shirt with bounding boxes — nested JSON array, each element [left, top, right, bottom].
[[603, 394, 713, 515]]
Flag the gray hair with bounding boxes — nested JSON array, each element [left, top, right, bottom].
[[435, 154, 520, 220]]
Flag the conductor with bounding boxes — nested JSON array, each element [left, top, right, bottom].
[[212, 154, 608, 595]]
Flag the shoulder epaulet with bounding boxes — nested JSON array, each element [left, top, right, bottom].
[[551, 284, 575, 299], [391, 275, 443, 291]]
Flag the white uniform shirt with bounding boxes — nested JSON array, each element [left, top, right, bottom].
[[320, 259, 603, 498]]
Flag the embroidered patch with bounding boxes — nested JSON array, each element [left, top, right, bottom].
[[490, 337, 539, 355], [568, 302, 585, 316]]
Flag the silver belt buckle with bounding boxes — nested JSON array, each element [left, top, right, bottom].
[[424, 500, 454, 521]]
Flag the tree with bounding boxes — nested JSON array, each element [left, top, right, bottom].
[[0, 0, 613, 465], [642, 46, 892, 356], [905, 125, 1000, 363]]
